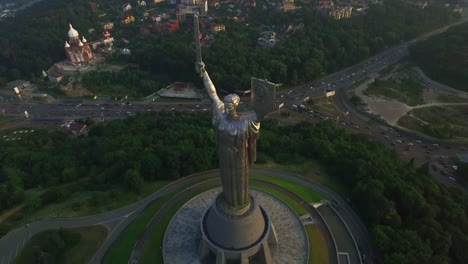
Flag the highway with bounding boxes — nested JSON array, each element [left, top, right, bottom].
[[1, 16, 467, 264]]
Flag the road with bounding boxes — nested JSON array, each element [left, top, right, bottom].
[[0, 169, 370, 264], [1, 15, 467, 264], [129, 176, 343, 264], [0, 170, 217, 264]]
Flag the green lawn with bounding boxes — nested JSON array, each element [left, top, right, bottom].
[[134, 174, 329, 264], [365, 74, 425, 106], [104, 177, 216, 264], [104, 193, 178, 264], [251, 174, 323, 203], [306, 225, 329, 264], [4, 180, 171, 229], [398, 106, 468, 140], [139, 186, 215, 264], [15, 225, 107, 264]]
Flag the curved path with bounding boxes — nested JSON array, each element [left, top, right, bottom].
[[129, 176, 340, 264], [0, 169, 372, 264], [0, 170, 219, 264]]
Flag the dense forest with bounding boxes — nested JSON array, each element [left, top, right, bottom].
[[1, 112, 467, 263], [411, 23, 468, 92], [0, 0, 459, 92]]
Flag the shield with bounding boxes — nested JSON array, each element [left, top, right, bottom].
[[250, 77, 279, 119]]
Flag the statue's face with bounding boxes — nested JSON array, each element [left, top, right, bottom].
[[225, 102, 237, 112], [224, 94, 239, 113]]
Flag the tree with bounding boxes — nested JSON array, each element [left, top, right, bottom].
[[124, 169, 144, 193]]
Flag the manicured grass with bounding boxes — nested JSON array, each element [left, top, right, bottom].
[[139, 186, 215, 264], [137, 174, 329, 264], [251, 183, 307, 215], [254, 160, 319, 175], [251, 174, 323, 203], [104, 177, 216, 264], [15, 225, 107, 264], [306, 225, 329, 264], [104, 193, 177, 264]]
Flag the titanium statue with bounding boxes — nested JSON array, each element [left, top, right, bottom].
[[196, 62, 260, 209], [195, 15, 278, 263]]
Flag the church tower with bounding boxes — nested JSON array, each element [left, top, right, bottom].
[[64, 24, 94, 65]]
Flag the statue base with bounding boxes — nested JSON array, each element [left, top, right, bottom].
[[199, 193, 278, 264]]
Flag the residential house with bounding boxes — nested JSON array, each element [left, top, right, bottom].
[[122, 14, 135, 24], [329, 6, 352, 19], [211, 23, 225, 33], [103, 21, 114, 30], [122, 3, 132, 11]]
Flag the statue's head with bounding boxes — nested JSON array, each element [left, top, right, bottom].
[[224, 94, 240, 114]]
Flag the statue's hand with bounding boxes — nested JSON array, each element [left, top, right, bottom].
[[195, 62, 205, 77]]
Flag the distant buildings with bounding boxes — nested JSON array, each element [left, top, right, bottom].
[[211, 23, 226, 33], [281, 0, 296, 12], [315, 0, 353, 19], [103, 21, 114, 31], [122, 14, 136, 24], [257, 31, 279, 48], [329, 6, 352, 19], [176, 0, 208, 23]]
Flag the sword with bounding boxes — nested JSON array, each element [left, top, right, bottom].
[[194, 14, 204, 76]]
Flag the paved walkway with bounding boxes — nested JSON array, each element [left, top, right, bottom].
[[163, 189, 308, 264]]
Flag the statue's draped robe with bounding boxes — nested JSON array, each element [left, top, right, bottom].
[[212, 100, 260, 208]]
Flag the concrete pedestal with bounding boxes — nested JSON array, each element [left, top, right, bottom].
[[199, 193, 277, 263]]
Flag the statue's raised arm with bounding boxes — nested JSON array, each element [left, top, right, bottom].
[[194, 14, 221, 105], [195, 62, 221, 104]]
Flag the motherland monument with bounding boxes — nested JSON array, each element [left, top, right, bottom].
[[194, 15, 279, 264]]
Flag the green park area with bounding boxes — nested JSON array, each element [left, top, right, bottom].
[[15, 225, 107, 264], [2, 180, 171, 231], [134, 174, 327, 264], [364, 70, 425, 106], [411, 23, 468, 93], [398, 105, 468, 140], [309, 97, 343, 117], [251, 173, 323, 203], [104, 178, 217, 264]]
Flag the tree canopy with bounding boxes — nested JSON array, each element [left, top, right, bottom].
[[411, 23, 468, 92], [1, 113, 467, 263]]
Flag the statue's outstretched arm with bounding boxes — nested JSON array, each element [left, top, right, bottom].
[[196, 63, 221, 104]]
